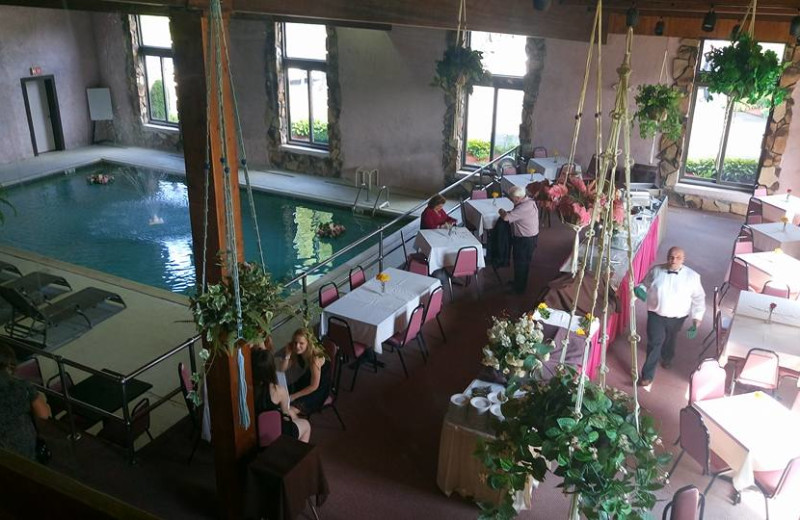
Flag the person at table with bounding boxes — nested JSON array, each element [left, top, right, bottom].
[[421, 195, 457, 230], [499, 186, 539, 295], [634, 246, 706, 387], [252, 349, 311, 443], [277, 328, 331, 417], [0, 345, 51, 461]]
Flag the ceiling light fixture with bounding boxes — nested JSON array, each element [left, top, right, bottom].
[[654, 17, 665, 36], [626, 5, 640, 28], [702, 6, 717, 33]]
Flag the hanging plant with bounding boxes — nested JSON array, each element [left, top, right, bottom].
[[633, 84, 684, 141], [702, 33, 788, 106], [477, 365, 670, 520], [431, 45, 491, 95], [190, 261, 295, 356]]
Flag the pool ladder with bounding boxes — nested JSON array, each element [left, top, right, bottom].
[[352, 184, 390, 215]]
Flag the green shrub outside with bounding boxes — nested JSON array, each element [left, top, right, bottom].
[[466, 139, 491, 160], [684, 158, 759, 184], [291, 119, 329, 143], [149, 80, 166, 121]]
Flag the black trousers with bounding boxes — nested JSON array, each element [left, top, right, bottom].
[[641, 311, 687, 380], [511, 235, 538, 294]]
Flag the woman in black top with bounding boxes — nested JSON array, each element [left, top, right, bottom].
[[252, 350, 310, 442], [0, 345, 50, 460], [278, 328, 331, 416]]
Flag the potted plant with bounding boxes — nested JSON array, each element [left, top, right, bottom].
[[431, 44, 491, 95], [633, 84, 684, 141]]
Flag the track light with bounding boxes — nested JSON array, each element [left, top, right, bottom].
[[626, 6, 639, 28], [654, 17, 665, 36], [533, 0, 552, 11], [702, 6, 717, 33]]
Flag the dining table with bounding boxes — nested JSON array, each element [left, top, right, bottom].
[[462, 197, 514, 238], [319, 267, 440, 353], [756, 193, 800, 223], [68, 369, 153, 425], [500, 172, 545, 195], [533, 308, 602, 379], [693, 392, 800, 492], [735, 251, 800, 297], [527, 157, 581, 181], [719, 290, 800, 374], [414, 228, 486, 274], [749, 222, 800, 259]]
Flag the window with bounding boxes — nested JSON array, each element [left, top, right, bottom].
[[138, 15, 179, 126], [681, 39, 785, 188], [462, 32, 527, 167], [282, 23, 329, 148]]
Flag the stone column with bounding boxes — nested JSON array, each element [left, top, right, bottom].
[[519, 38, 546, 157]]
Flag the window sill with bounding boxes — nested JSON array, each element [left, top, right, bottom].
[[143, 123, 179, 133], [280, 144, 329, 159], [673, 182, 752, 206]]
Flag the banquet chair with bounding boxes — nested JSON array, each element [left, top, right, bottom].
[[400, 230, 429, 276], [444, 246, 480, 302], [753, 455, 800, 519], [460, 198, 478, 235], [318, 283, 340, 309], [14, 356, 43, 386], [746, 197, 763, 225], [46, 372, 76, 418], [383, 304, 426, 378], [753, 187, 767, 197], [699, 286, 730, 359], [98, 397, 154, 459], [306, 337, 345, 430], [532, 146, 548, 158], [689, 359, 727, 405], [731, 348, 780, 395], [178, 362, 204, 463], [327, 316, 375, 391], [736, 225, 753, 245], [256, 410, 283, 448], [349, 266, 366, 292], [422, 286, 447, 343], [791, 391, 800, 413], [761, 280, 791, 299], [669, 406, 731, 494], [471, 189, 487, 199], [719, 257, 752, 304], [662, 485, 705, 520]]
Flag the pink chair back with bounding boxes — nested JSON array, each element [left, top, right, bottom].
[[679, 406, 711, 472], [400, 305, 425, 346], [471, 189, 487, 200], [349, 266, 366, 292], [424, 286, 444, 324], [753, 187, 767, 197], [728, 257, 750, 292], [689, 359, 726, 404], [532, 146, 547, 158], [451, 246, 479, 278], [327, 317, 356, 358], [257, 410, 282, 448], [319, 283, 339, 308], [15, 357, 43, 386], [665, 485, 703, 520], [762, 280, 790, 299], [738, 348, 779, 390], [733, 241, 753, 255], [408, 256, 429, 276], [774, 456, 800, 497], [179, 362, 194, 393], [746, 197, 763, 225]]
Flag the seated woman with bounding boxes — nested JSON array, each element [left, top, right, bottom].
[[278, 328, 331, 416], [421, 195, 457, 230], [252, 349, 310, 443], [0, 345, 51, 461]]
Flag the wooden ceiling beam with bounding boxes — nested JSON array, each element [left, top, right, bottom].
[[0, 0, 188, 15], [607, 12, 796, 42]]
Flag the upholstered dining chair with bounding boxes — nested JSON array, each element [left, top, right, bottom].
[[326, 316, 375, 391], [349, 266, 366, 292], [753, 455, 800, 519], [400, 230, 429, 276], [753, 187, 767, 197], [746, 197, 763, 225], [256, 410, 283, 448], [737, 224, 753, 244], [720, 256, 752, 304], [689, 359, 727, 405], [305, 337, 345, 430], [731, 348, 780, 395], [698, 286, 731, 359], [669, 406, 731, 495], [14, 357, 43, 386], [761, 280, 791, 299], [422, 285, 446, 343], [471, 189, 487, 200], [444, 246, 480, 302], [98, 397, 154, 458], [178, 362, 204, 463], [318, 283, 340, 309], [532, 146, 548, 158], [662, 485, 705, 520], [383, 304, 426, 378]]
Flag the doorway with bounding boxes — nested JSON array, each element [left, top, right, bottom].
[[21, 75, 65, 155]]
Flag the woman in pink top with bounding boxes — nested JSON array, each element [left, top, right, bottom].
[[421, 195, 457, 230]]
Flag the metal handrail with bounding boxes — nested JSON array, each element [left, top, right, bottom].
[[352, 183, 367, 211], [371, 185, 389, 216]]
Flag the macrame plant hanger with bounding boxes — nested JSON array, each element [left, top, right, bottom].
[[198, 0, 268, 430], [455, 0, 468, 48], [649, 43, 671, 164]]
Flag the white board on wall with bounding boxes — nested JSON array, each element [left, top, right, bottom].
[[86, 88, 113, 121]]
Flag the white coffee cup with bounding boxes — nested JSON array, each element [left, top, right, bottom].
[[449, 393, 469, 421], [470, 396, 491, 428]]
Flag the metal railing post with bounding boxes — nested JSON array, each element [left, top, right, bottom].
[[56, 357, 80, 442], [378, 229, 384, 272], [119, 379, 134, 464], [302, 275, 309, 320]]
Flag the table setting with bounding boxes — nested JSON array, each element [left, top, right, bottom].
[[756, 192, 800, 223], [414, 227, 486, 273], [750, 222, 800, 259], [463, 197, 514, 237], [735, 250, 800, 297]]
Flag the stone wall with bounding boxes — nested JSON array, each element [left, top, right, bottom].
[[519, 38, 547, 156]]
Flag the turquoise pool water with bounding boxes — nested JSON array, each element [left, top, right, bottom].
[[0, 163, 398, 293]]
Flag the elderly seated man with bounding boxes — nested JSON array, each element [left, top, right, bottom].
[[499, 186, 539, 294]]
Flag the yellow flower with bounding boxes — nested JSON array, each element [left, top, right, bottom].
[[376, 272, 391, 283], [774, 248, 783, 254], [576, 328, 586, 337], [537, 303, 548, 310], [584, 313, 594, 321], [780, 215, 789, 224], [492, 192, 500, 199]]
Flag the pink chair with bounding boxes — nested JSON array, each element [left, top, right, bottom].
[[733, 241, 753, 255], [422, 286, 446, 343], [327, 316, 375, 391], [306, 337, 345, 430], [318, 282, 339, 308], [762, 280, 791, 299], [752, 456, 800, 518], [46, 372, 76, 418], [732, 348, 780, 395], [444, 246, 480, 302], [383, 304, 426, 378], [746, 197, 763, 225], [669, 406, 731, 494], [662, 485, 704, 520], [532, 146, 548, 158], [400, 230, 430, 276], [792, 391, 800, 413], [720, 256, 752, 304], [98, 397, 154, 454], [753, 187, 767, 197], [257, 410, 283, 448], [349, 266, 366, 292], [15, 357, 43, 386], [471, 189, 487, 200], [699, 286, 731, 359], [178, 362, 204, 463], [737, 224, 753, 243], [689, 359, 727, 405]]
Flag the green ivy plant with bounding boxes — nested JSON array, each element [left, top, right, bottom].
[[477, 365, 670, 520], [190, 261, 295, 356], [702, 34, 788, 106], [633, 84, 684, 141], [432, 45, 491, 95]]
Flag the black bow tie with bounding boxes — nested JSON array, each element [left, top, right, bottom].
[[667, 270, 680, 275]]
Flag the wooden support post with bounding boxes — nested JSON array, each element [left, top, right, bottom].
[[171, 7, 255, 520]]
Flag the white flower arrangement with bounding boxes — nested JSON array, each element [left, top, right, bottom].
[[482, 313, 553, 379]]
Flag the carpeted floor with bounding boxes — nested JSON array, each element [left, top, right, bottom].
[[34, 205, 800, 520]]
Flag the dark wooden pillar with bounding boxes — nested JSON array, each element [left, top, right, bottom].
[[171, 7, 256, 520]]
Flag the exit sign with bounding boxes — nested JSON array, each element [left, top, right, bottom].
[[30, 66, 42, 75]]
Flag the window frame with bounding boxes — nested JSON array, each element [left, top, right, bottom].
[[679, 39, 784, 191], [281, 23, 329, 150], [136, 16, 178, 128]]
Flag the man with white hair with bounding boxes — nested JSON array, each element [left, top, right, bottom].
[[499, 186, 539, 294]]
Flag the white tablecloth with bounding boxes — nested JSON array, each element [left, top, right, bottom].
[[756, 194, 800, 223], [414, 228, 486, 273], [694, 392, 800, 491], [736, 251, 800, 296], [720, 291, 800, 372], [527, 157, 580, 181], [320, 268, 440, 353], [500, 173, 545, 195], [750, 222, 800, 259], [463, 198, 514, 237]]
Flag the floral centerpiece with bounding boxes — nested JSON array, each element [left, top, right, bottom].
[[317, 221, 346, 239], [768, 302, 777, 323], [535, 302, 551, 320], [781, 215, 789, 231], [491, 191, 500, 206], [481, 312, 554, 379], [526, 181, 567, 213], [576, 312, 594, 337], [376, 272, 391, 293]]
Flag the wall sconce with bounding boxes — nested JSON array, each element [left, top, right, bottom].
[[533, 0, 552, 11], [654, 17, 665, 36], [702, 6, 717, 32], [626, 6, 639, 28]]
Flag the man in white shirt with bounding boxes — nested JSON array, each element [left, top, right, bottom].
[[635, 246, 705, 386]]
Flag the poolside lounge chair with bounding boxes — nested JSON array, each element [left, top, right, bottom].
[[0, 260, 22, 281], [0, 285, 126, 346], [3, 271, 72, 305]]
